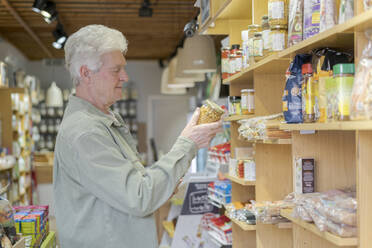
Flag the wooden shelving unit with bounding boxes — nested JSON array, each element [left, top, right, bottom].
[[281, 209, 357, 247], [199, 0, 369, 247], [225, 174, 255, 186], [224, 114, 255, 121], [229, 217, 256, 231]]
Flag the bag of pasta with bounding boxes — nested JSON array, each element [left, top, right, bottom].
[[351, 29, 372, 120]]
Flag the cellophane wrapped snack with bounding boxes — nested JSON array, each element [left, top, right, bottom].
[[288, 0, 303, 47], [351, 30, 372, 120]]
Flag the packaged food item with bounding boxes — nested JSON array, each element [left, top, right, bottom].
[[253, 32, 264, 61], [243, 159, 255, 181], [261, 15, 271, 56], [320, 0, 336, 32], [334, 63, 355, 121], [304, 0, 320, 39], [268, 0, 288, 26], [294, 158, 315, 194], [241, 30, 249, 69], [269, 25, 288, 52], [229, 44, 241, 76], [248, 25, 260, 64], [302, 63, 318, 122], [351, 30, 372, 120], [365, 0, 372, 10], [198, 100, 225, 124], [318, 70, 332, 122], [241, 89, 255, 115], [338, 0, 354, 24], [221, 47, 230, 80], [326, 77, 337, 121], [228, 96, 241, 116], [283, 54, 312, 123], [326, 220, 357, 237], [288, 0, 303, 47]]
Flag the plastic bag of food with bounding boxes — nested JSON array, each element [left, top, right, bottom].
[[0, 196, 17, 245], [338, 0, 354, 24], [365, 0, 372, 10], [326, 219, 357, 237], [351, 30, 372, 120], [320, 0, 336, 32], [292, 205, 313, 222], [303, 0, 320, 39], [288, 0, 303, 47], [304, 204, 328, 231]]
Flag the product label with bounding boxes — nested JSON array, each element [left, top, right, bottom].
[[248, 38, 254, 57], [235, 57, 242, 72], [248, 94, 255, 112], [337, 77, 354, 116], [271, 32, 285, 51], [262, 30, 270, 50], [241, 94, 248, 110], [253, 39, 263, 56], [221, 58, 229, 74], [229, 58, 235, 74], [269, 1, 285, 19]]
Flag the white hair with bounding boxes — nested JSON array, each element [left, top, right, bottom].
[[64, 24, 128, 86]]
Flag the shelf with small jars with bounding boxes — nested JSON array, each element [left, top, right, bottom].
[[199, 0, 372, 248]]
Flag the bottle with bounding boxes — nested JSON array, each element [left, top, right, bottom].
[[301, 63, 317, 122], [261, 15, 270, 56], [333, 63, 355, 121]]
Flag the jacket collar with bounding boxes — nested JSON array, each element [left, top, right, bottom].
[[65, 95, 125, 127]]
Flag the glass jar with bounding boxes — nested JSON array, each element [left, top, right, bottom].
[[241, 30, 249, 68], [248, 24, 260, 64], [333, 63, 355, 121], [235, 49, 243, 74], [261, 15, 270, 56], [221, 47, 230, 80], [228, 96, 241, 116], [253, 32, 264, 62], [229, 44, 240, 76], [268, 0, 288, 26], [301, 63, 317, 123], [269, 25, 288, 53], [241, 89, 255, 114]]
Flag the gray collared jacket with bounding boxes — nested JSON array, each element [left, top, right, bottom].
[[53, 96, 197, 248]]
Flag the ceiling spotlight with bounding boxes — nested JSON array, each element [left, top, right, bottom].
[[139, 0, 152, 17], [44, 11, 58, 24], [41, 1, 56, 19], [53, 24, 67, 44], [32, 0, 47, 13], [184, 19, 199, 37], [52, 42, 62, 49]]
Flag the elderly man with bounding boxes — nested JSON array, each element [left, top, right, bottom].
[[53, 25, 222, 248]]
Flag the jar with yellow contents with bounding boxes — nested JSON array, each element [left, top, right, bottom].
[[268, 0, 288, 26], [269, 25, 288, 54]]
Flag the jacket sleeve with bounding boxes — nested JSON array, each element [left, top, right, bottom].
[[72, 129, 197, 217]]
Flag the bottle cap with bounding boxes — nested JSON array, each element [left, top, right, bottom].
[[231, 44, 240, 50], [333, 63, 355, 75], [301, 63, 313, 74]]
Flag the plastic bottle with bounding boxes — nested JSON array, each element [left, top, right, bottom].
[[301, 63, 317, 122]]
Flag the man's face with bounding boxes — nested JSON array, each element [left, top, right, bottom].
[[89, 50, 129, 107]]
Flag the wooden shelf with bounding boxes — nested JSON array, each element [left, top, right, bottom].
[[280, 121, 372, 131], [252, 139, 292, 145], [223, 8, 372, 85], [224, 114, 255, 121], [225, 174, 256, 186], [230, 217, 256, 231], [199, 0, 252, 35], [280, 209, 358, 247]]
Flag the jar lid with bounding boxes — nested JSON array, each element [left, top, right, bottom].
[[333, 63, 355, 75], [231, 44, 240, 50], [229, 96, 241, 101], [254, 32, 262, 37], [301, 63, 313, 74], [221, 47, 230, 50], [248, 24, 260, 29], [270, 25, 288, 29], [241, 89, 255, 93], [205, 100, 225, 114], [262, 15, 268, 20]]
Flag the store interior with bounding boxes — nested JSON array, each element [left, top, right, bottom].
[[0, 0, 372, 247]]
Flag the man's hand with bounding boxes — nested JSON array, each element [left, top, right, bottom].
[[180, 108, 223, 149]]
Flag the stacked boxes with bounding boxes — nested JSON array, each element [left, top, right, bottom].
[[13, 205, 49, 247]]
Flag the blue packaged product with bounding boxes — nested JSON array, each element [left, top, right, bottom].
[[283, 54, 312, 123]]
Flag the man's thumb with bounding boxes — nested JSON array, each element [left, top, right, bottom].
[[189, 108, 200, 126]]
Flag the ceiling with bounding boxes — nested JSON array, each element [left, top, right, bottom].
[[0, 0, 199, 60]]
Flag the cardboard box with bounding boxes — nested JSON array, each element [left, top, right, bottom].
[[34, 164, 53, 184], [294, 158, 315, 194]]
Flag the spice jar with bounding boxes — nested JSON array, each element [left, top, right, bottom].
[[261, 15, 270, 56], [253, 32, 264, 62], [241, 30, 249, 68], [198, 100, 225, 124], [228, 96, 241, 116], [229, 44, 240, 76], [333, 63, 355, 121], [269, 25, 288, 53], [235, 49, 243, 74], [221, 47, 230, 80], [241, 89, 255, 114], [268, 0, 288, 26], [248, 24, 260, 64]]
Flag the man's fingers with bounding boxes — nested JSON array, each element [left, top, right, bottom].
[[188, 108, 200, 127]]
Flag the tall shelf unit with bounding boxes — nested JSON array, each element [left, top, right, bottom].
[[199, 1, 372, 248]]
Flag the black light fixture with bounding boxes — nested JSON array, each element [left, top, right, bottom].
[[44, 11, 58, 24], [32, 0, 47, 13], [52, 23, 67, 49], [138, 0, 152, 17], [40, 1, 56, 19]]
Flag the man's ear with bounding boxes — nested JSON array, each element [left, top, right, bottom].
[[79, 65, 92, 84]]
